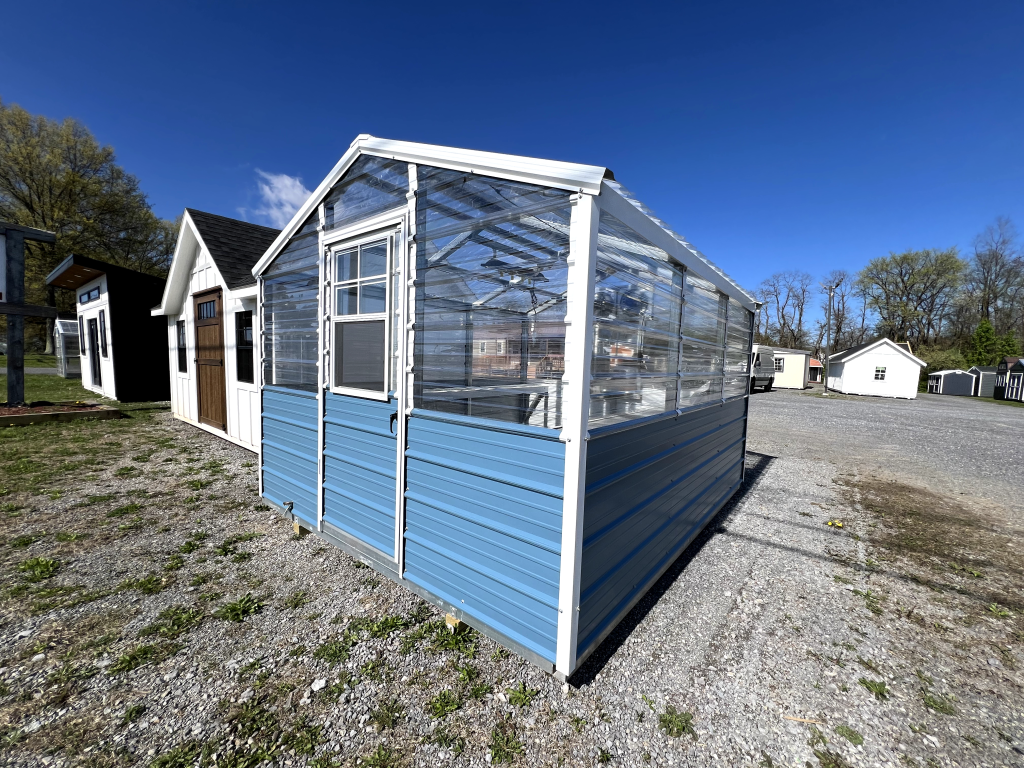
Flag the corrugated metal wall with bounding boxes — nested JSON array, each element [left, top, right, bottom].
[[323, 392, 397, 557], [402, 411, 565, 663], [262, 386, 319, 527], [577, 397, 747, 662]]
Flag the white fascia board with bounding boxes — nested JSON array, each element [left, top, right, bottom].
[[252, 135, 609, 279], [231, 285, 259, 299], [598, 182, 758, 312], [358, 136, 607, 194], [152, 211, 202, 316]]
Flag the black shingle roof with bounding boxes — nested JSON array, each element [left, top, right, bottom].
[[186, 209, 280, 289]]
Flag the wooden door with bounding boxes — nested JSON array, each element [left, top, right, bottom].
[[194, 290, 227, 430]]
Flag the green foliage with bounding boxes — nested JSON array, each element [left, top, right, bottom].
[[834, 724, 864, 745], [9, 533, 41, 548], [19, 556, 60, 582], [489, 717, 524, 764], [996, 331, 1021, 360], [369, 698, 404, 730], [921, 692, 956, 715], [213, 593, 264, 622], [658, 705, 697, 739], [427, 689, 462, 719], [361, 745, 401, 768], [429, 724, 466, 755], [110, 643, 180, 674], [313, 633, 359, 664], [122, 704, 147, 725], [858, 677, 889, 701], [507, 681, 538, 708], [140, 605, 204, 639], [120, 574, 172, 595], [150, 740, 203, 768], [283, 590, 310, 609], [966, 319, 998, 366]]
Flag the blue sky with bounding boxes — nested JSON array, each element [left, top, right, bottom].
[[3, 1, 1022, 311]]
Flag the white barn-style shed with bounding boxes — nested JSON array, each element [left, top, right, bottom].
[[827, 338, 926, 399], [152, 210, 280, 451], [967, 365, 997, 397]]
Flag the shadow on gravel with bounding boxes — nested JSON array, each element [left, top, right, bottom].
[[568, 450, 776, 687]]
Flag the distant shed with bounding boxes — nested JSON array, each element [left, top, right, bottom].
[[967, 365, 996, 398], [927, 369, 975, 396], [995, 357, 1023, 401], [808, 358, 823, 383], [771, 347, 810, 389]]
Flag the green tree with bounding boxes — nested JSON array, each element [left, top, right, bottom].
[[0, 97, 176, 352], [995, 331, 1021, 361], [965, 318, 998, 366], [858, 248, 966, 345]]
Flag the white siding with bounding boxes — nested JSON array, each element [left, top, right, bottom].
[[828, 345, 921, 399], [77, 275, 118, 401], [773, 351, 810, 389]]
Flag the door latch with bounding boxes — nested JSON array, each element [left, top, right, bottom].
[[390, 412, 398, 434]]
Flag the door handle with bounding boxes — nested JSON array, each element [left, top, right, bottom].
[[390, 412, 398, 434]]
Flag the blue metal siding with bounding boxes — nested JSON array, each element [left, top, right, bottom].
[[403, 411, 565, 663], [262, 386, 319, 526], [577, 398, 747, 661], [322, 393, 397, 556]]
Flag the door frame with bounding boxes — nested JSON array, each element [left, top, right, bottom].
[[193, 287, 227, 430], [319, 209, 409, 566], [87, 317, 101, 387]]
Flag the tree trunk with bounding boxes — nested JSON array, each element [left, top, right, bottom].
[[42, 285, 56, 355]]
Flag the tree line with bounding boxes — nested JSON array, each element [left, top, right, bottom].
[[0, 98, 177, 353], [754, 218, 1024, 371]]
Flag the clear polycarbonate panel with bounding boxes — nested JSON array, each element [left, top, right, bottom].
[[324, 155, 408, 233], [590, 211, 684, 428], [724, 297, 754, 398], [263, 211, 321, 391], [413, 166, 572, 428]]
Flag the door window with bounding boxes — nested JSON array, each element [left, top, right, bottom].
[[331, 236, 392, 397]]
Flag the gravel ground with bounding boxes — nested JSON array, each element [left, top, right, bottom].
[[0, 393, 1021, 768]]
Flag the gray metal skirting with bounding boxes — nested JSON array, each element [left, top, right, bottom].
[[264, 500, 556, 676]]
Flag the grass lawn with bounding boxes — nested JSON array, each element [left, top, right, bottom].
[[0, 353, 58, 368], [977, 396, 1024, 408], [0, 373, 104, 403]]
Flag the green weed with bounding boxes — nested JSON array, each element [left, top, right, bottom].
[[858, 677, 889, 701], [164, 555, 185, 571], [55, 531, 85, 542], [427, 689, 462, 719], [921, 692, 956, 715], [369, 698, 404, 730], [508, 681, 538, 708], [428, 724, 466, 755], [835, 724, 864, 745], [110, 643, 180, 674], [19, 557, 60, 582], [313, 633, 359, 664], [987, 603, 1011, 618], [284, 590, 310, 609], [489, 717, 524, 764], [360, 745, 401, 768], [658, 705, 697, 739], [140, 605, 204, 639], [122, 704, 147, 725], [213, 593, 264, 622], [120, 574, 173, 595], [9, 533, 41, 548]]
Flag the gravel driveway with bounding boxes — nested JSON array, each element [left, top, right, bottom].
[[1, 392, 1021, 767]]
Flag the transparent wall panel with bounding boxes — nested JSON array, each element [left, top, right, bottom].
[[324, 156, 408, 233], [590, 211, 683, 428], [724, 297, 754, 398], [413, 166, 571, 428], [263, 211, 320, 391]]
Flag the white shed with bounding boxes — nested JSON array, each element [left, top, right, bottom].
[[967, 365, 997, 397], [927, 369, 976, 396], [827, 338, 926, 399], [151, 210, 280, 451], [771, 347, 811, 389]]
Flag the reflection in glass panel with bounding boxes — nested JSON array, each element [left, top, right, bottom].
[[414, 166, 571, 428], [360, 241, 388, 278], [336, 286, 358, 315], [334, 320, 385, 392], [323, 156, 408, 232], [336, 249, 358, 282], [360, 282, 386, 314]]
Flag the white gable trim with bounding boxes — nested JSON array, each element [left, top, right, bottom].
[[830, 338, 926, 368], [152, 210, 232, 316]]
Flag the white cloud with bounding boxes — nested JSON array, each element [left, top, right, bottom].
[[245, 170, 312, 228]]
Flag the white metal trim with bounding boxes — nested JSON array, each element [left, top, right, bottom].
[[555, 193, 599, 677], [256, 276, 265, 499], [397, 164, 418, 575], [316, 206, 327, 532], [322, 207, 408, 246], [598, 182, 757, 312]]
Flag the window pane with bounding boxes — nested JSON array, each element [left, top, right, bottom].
[[359, 281, 386, 314], [198, 300, 216, 319], [336, 285, 358, 315], [336, 248, 358, 282], [360, 241, 388, 278], [334, 320, 385, 391]]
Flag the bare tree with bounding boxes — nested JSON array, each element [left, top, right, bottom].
[[755, 271, 813, 348]]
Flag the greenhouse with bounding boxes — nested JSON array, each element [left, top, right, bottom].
[[252, 136, 757, 678], [53, 319, 81, 379]]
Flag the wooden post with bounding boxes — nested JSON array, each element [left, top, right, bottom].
[[5, 229, 25, 405]]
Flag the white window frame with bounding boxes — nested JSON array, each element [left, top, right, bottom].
[[874, 366, 886, 381], [774, 356, 784, 372], [325, 217, 403, 402]]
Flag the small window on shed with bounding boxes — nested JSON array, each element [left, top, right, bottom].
[[79, 286, 100, 304], [874, 366, 886, 381], [78, 316, 85, 354], [236, 311, 254, 384], [98, 310, 108, 357], [774, 357, 784, 372], [176, 320, 187, 373], [198, 300, 217, 320]]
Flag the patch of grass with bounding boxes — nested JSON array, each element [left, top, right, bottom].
[[921, 691, 956, 715], [19, 556, 60, 582], [507, 681, 538, 708], [987, 603, 1011, 618], [427, 689, 462, 719], [140, 605, 204, 639], [48, 662, 98, 687], [231, 551, 253, 564], [469, 682, 493, 700], [120, 573, 173, 595], [658, 705, 697, 739], [456, 663, 478, 685], [855, 656, 881, 674], [834, 724, 864, 745], [429, 724, 466, 755], [361, 745, 401, 768], [571, 715, 587, 733], [9, 533, 41, 548], [852, 588, 883, 615], [359, 657, 390, 682], [858, 677, 889, 701], [489, 717, 524, 764], [598, 747, 614, 764], [213, 593, 264, 622], [55, 531, 86, 542], [284, 590, 310, 609], [122, 703, 147, 725], [86, 494, 117, 505], [284, 715, 323, 755], [164, 554, 185, 571], [178, 540, 201, 554], [812, 749, 855, 768], [313, 633, 359, 664], [114, 466, 140, 478], [110, 642, 181, 674], [369, 698, 404, 730]]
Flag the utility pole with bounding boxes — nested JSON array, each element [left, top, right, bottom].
[[820, 281, 840, 395], [1, 222, 58, 405]]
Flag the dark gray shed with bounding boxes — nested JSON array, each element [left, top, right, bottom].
[[967, 366, 997, 398], [927, 369, 975, 396]]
